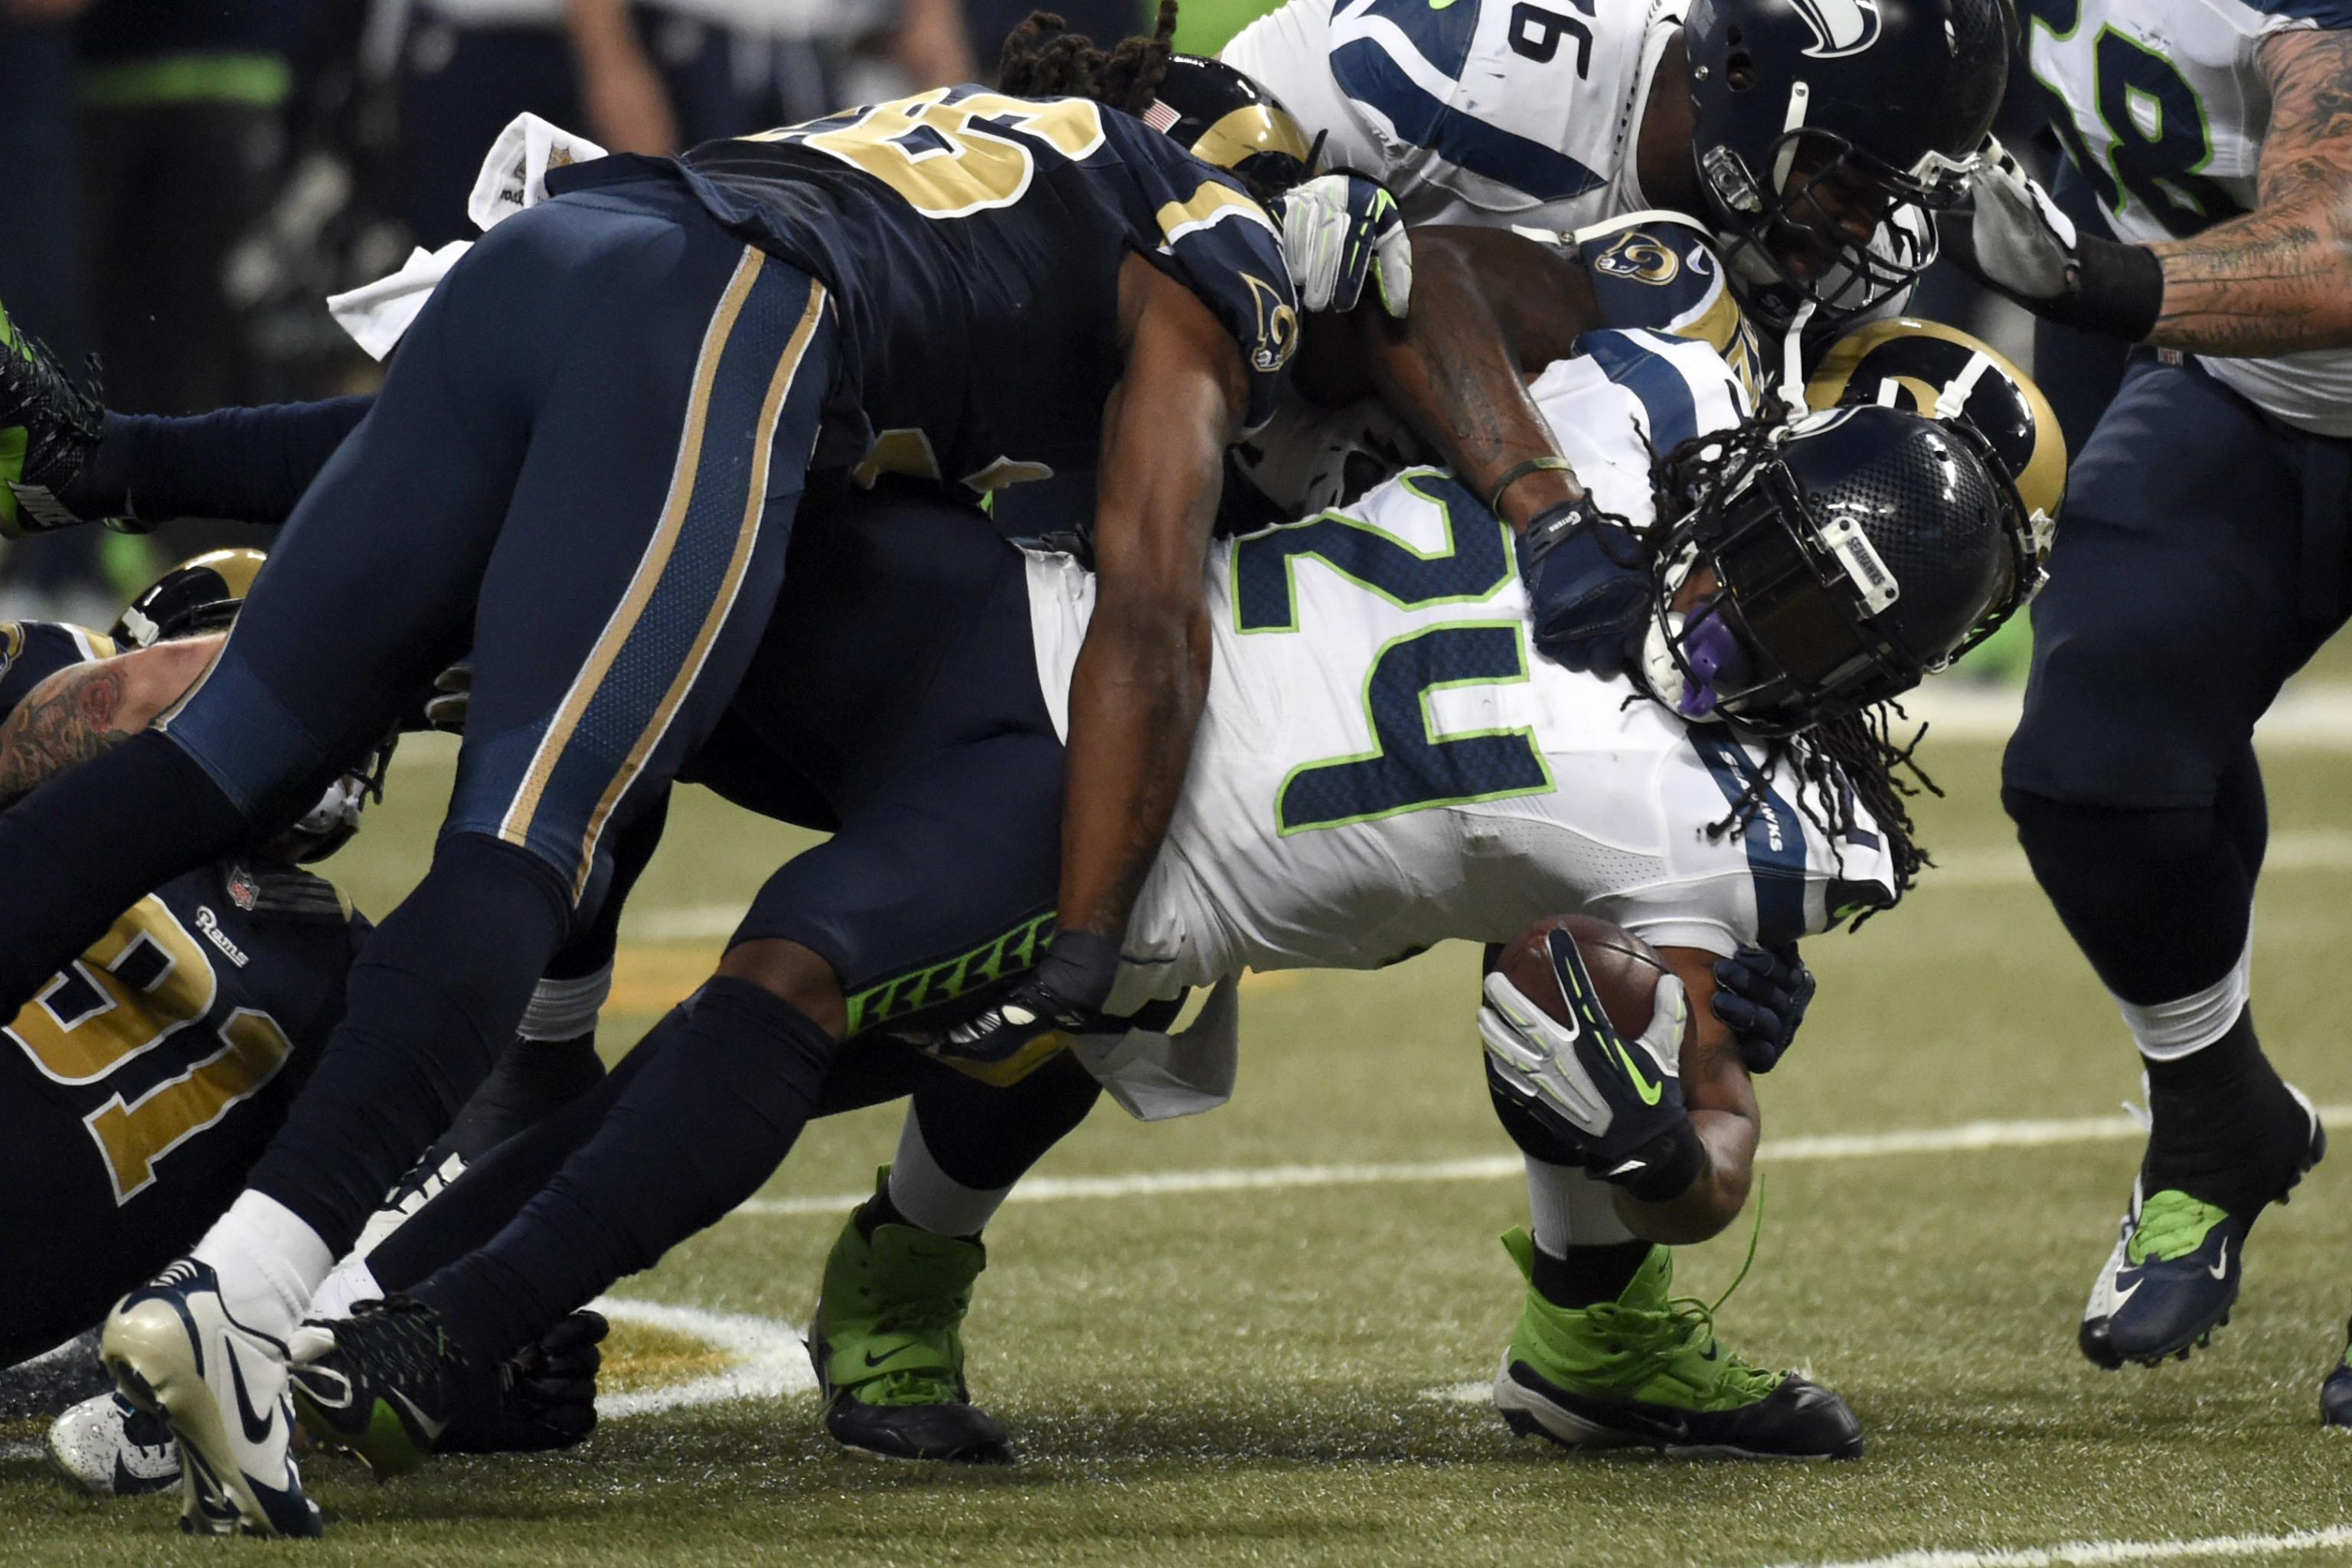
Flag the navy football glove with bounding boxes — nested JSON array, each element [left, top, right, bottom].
[[1269, 172, 1412, 317], [926, 929, 1122, 1087], [1478, 927, 1704, 1200], [1709, 942, 1816, 1074], [1517, 498, 1651, 679]]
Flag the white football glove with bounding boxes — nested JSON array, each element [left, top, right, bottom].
[[1941, 137, 2164, 340], [1478, 935, 1689, 1184], [1271, 172, 1413, 317]]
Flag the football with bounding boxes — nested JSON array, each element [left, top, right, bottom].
[[1494, 913, 1676, 1041]]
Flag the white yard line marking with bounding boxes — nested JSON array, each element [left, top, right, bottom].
[[730, 1104, 2352, 1220], [1903, 681, 2352, 749], [591, 1297, 815, 1416], [1759, 1525, 2352, 1568], [1420, 1380, 1493, 1406]]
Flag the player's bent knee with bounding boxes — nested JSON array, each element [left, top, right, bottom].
[[716, 938, 848, 1040]]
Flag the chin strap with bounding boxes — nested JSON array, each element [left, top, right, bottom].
[[1775, 299, 1816, 419]]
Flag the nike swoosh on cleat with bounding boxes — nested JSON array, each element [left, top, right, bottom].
[[2209, 1236, 2232, 1282], [861, 1347, 913, 1370], [387, 1387, 449, 1442], [2107, 1276, 2143, 1314], [226, 1345, 278, 1448]]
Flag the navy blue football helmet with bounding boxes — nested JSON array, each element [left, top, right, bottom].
[[1684, 0, 2012, 330], [1645, 403, 2035, 734]]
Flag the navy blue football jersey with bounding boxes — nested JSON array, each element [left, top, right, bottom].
[[552, 86, 1300, 503], [0, 624, 366, 1213]]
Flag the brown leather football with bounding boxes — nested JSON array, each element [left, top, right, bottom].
[[1494, 913, 1673, 1039]]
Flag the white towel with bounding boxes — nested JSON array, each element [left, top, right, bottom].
[[326, 113, 608, 360], [1072, 977, 1243, 1122]]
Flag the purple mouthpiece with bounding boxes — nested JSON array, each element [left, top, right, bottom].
[[1677, 603, 1752, 718]]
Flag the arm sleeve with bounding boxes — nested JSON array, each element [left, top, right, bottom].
[[64, 397, 374, 526]]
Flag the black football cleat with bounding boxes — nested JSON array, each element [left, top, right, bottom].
[[2080, 1088, 2324, 1369], [288, 1295, 485, 1477]]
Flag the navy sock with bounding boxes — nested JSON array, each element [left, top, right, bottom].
[[904, 1049, 1103, 1192], [415, 978, 837, 1363], [2004, 789, 2255, 1005], [368, 1044, 656, 1295], [2141, 1007, 2308, 1214], [1530, 1240, 1653, 1308], [0, 729, 247, 1009], [245, 832, 570, 1256], [64, 400, 372, 525]]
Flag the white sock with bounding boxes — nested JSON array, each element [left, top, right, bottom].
[[2118, 934, 2253, 1062], [191, 1192, 337, 1341], [307, 1259, 385, 1321], [1524, 1157, 1636, 1256], [885, 1113, 1011, 1238], [517, 962, 612, 1041]]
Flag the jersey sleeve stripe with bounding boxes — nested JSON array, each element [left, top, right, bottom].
[[1687, 730, 1809, 948], [1329, 40, 1607, 201], [1572, 329, 1702, 450], [1341, 0, 1483, 78]]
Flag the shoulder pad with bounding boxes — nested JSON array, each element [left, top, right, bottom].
[[1565, 211, 1766, 404]]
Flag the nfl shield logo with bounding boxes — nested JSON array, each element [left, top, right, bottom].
[[227, 867, 259, 912]]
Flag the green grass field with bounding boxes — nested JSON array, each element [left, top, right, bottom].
[[6, 695, 2352, 1567]]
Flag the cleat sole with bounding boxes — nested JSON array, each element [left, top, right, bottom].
[[103, 1300, 312, 1539]]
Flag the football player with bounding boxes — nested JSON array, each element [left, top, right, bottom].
[[0, 11, 1329, 1534], [0, 554, 604, 1494], [250, 316, 2045, 1493], [799, 315, 2068, 1468], [1939, 0, 2352, 1400], [1212, 0, 2016, 678]]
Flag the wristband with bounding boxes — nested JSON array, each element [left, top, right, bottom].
[[2056, 235, 2166, 342], [1614, 1117, 1708, 1204], [1488, 456, 1578, 516]]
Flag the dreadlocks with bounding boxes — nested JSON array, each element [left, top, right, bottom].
[[1642, 418, 1939, 916], [998, 2, 1181, 115]]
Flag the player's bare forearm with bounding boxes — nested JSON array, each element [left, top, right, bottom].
[[1357, 227, 1599, 529], [0, 636, 217, 811], [1057, 260, 1246, 942], [2148, 28, 2352, 355], [1613, 950, 1759, 1244]]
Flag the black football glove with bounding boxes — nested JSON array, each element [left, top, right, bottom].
[[1478, 926, 1704, 1200], [926, 929, 1122, 1086], [1709, 942, 1816, 1074], [1517, 498, 1651, 679]]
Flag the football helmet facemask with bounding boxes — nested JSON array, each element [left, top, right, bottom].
[[1143, 54, 1317, 197], [116, 549, 392, 864], [1642, 403, 2035, 735], [1684, 0, 2011, 331]]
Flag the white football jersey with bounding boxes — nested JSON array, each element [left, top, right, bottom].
[[1222, 0, 1684, 231], [1028, 332, 1896, 1014], [2025, 0, 2352, 435]]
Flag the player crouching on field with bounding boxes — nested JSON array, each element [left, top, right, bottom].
[[806, 321, 2066, 1466]]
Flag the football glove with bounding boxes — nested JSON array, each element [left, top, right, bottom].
[[1709, 942, 1816, 1075], [0, 299, 116, 538], [1478, 928, 1702, 1201], [424, 661, 471, 733], [1939, 139, 2164, 341], [1517, 497, 1651, 680], [1269, 172, 1412, 317], [924, 929, 1122, 1087]]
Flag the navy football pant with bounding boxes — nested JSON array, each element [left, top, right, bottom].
[[2004, 355, 2352, 1007], [0, 181, 837, 1259]]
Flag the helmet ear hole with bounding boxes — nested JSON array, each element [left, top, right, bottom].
[[1724, 24, 1742, 45], [1726, 52, 1754, 88]]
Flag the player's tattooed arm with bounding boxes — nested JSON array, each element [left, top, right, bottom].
[[2148, 28, 2352, 356], [0, 635, 221, 811], [1609, 947, 1761, 1246], [1352, 227, 1602, 531], [1054, 258, 1249, 951]]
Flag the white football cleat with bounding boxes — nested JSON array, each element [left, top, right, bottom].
[[47, 1392, 181, 1496], [100, 1259, 321, 1537]]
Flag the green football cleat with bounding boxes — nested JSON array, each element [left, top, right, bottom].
[[1491, 1228, 1863, 1460], [0, 299, 109, 538], [806, 1170, 1014, 1464]]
